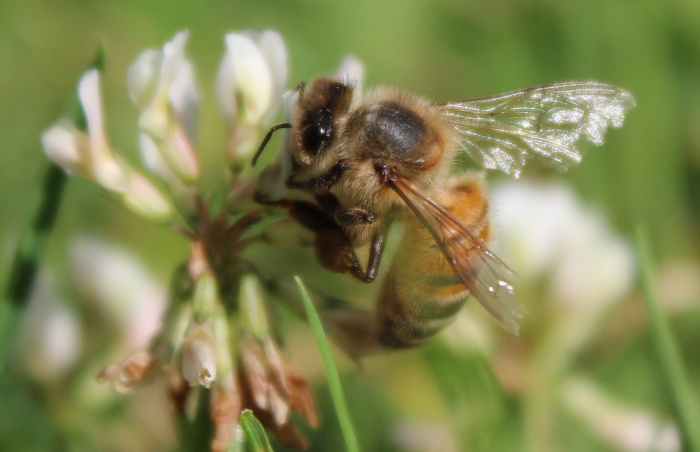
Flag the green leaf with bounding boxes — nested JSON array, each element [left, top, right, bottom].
[[295, 276, 360, 452], [636, 226, 700, 452], [239, 410, 273, 452]]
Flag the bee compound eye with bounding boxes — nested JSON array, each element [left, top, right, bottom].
[[302, 108, 334, 155]]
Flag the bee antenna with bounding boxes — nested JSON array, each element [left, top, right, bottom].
[[251, 122, 292, 167]]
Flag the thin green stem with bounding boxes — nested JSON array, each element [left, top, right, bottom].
[[295, 276, 360, 452], [5, 164, 66, 306], [239, 410, 274, 452], [636, 226, 700, 452], [1, 45, 105, 378]]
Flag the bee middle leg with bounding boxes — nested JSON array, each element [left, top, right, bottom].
[[255, 191, 384, 282], [314, 193, 385, 282], [286, 200, 382, 283]]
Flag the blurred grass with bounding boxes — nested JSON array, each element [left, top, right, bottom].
[[1, 0, 699, 450], [1, 46, 103, 378], [636, 226, 700, 451]]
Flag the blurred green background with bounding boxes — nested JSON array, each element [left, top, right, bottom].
[[1, 0, 699, 450]]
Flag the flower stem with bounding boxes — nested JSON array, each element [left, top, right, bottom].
[[1, 163, 67, 377], [1, 45, 104, 379], [5, 163, 66, 306]]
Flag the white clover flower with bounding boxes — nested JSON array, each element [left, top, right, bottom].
[[216, 29, 288, 165], [129, 30, 200, 184], [40, 29, 324, 448], [17, 276, 81, 381], [71, 237, 167, 349], [43, 70, 126, 191], [488, 180, 636, 392], [562, 376, 680, 452], [462, 181, 656, 452], [335, 55, 365, 94], [42, 70, 175, 222], [491, 180, 635, 313]]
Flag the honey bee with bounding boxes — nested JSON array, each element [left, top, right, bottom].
[[254, 76, 635, 347]]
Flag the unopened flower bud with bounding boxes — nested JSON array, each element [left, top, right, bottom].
[[239, 273, 270, 339], [192, 272, 218, 322], [182, 322, 217, 388]]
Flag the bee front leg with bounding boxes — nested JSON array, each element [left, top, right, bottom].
[[287, 161, 346, 193]]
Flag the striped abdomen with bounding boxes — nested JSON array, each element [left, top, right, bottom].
[[377, 175, 490, 347]]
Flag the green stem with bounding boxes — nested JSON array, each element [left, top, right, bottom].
[[1, 164, 67, 377], [5, 164, 66, 305], [1, 44, 104, 378], [239, 409, 274, 452], [635, 226, 700, 452], [295, 276, 360, 452]]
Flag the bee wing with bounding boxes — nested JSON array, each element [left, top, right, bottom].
[[439, 81, 636, 177], [390, 178, 523, 335]]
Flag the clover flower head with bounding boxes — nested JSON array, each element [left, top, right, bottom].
[[39, 29, 332, 450]]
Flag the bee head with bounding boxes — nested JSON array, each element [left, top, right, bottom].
[[295, 78, 353, 166]]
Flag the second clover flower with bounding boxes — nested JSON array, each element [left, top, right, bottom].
[[216, 30, 288, 170]]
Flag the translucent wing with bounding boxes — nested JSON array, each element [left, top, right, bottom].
[[390, 177, 523, 334], [440, 81, 636, 177]]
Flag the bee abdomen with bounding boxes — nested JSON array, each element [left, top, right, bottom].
[[377, 272, 469, 348]]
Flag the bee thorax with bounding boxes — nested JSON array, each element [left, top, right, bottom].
[[359, 102, 427, 164]]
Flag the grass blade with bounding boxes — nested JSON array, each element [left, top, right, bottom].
[[0, 46, 106, 378], [294, 276, 360, 452], [635, 226, 700, 451], [239, 410, 273, 452], [4, 164, 67, 307]]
